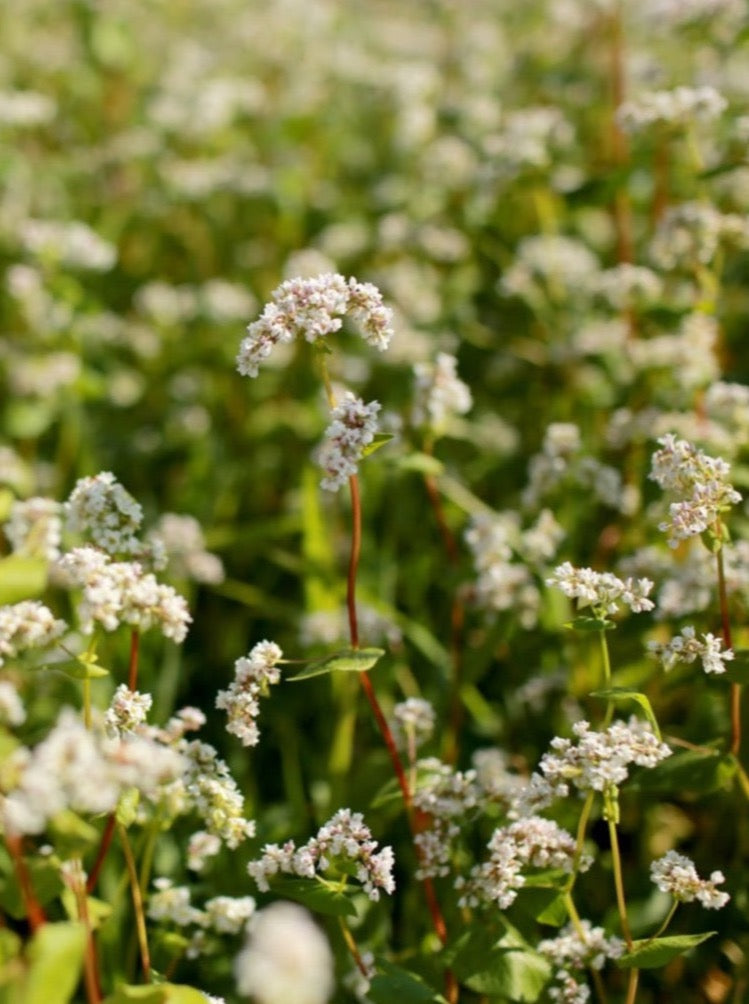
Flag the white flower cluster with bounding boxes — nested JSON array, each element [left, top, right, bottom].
[[148, 878, 257, 935], [411, 758, 480, 879], [547, 562, 655, 616], [628, 314, 719, 390], [56, 546, 191, 641], [650, 434, 741, 545], [486, 106, 575, 176], [104, 685, 154, 735], [247, 808, 395, 902], [149, 513, 225, 584], [179, 740, 256, 849], [412, 352, 472, 431], [540, 921, 624, 1004], [465, 509, 564, 629], [1, 708, 186, 836], [392, 698, 435, 755], [0, 89, 56, 126], [594, 263, 663, 310], [648, 626, 734, 675], [471, 748, 526, 804], [65, 473, 147, 557], [650, 850, 729, 909], [215, 640, 284, 747], [4, 497, 63, 561], [299, 604, 402, 648], [650, 203, 749, 271], [0, 600, 66, 667], [0, 681, 26, 727], [317, 393, 381, 491], [237, 273, 394, 378], [456, 816, 586, 909], [187, 830, 222, 872], [617, 86, 727, 133], [19, 219, 117, 271], [234, 901, 334, 1004], [536, 718, 672, 795], [500, 235, 601, 306]]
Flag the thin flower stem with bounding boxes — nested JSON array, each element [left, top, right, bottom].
[[338, 915, 370, 979], [71, 861, 102, 1004], [347, 475, 362, 649], [86, 813, 117, 894], [128, 629, 140, 691], [716, 547, 741, 756], [647, 899, 679, 943], [625, 969, 640, 1004], [422, 460, 465, 765], [607, 818, 633, 950], [5, 835, 46, 931], [346, 473, 457, 1002], [567, 791, 596, 888], [83, 676, 92, 730], [117, 822, 151, 983], [599, 630, 614, 727]]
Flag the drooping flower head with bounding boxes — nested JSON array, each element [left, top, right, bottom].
[[237, 273, 394, 378]]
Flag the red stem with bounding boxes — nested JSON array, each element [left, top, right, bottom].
[[86, 814, 117, 894], [128, 630, 140, 691], [716, 548, 741, 756], [346, 475, 456, 1000], [5, 835, 46, 931]]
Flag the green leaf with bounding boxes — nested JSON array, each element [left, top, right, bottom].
[[288, 647, 385, 681], [0, 927, 21, 964], [513, 888, 568, 927], [48, 809, 100, 855], [616, 932, 716, 970], [396, 452, 445, 476], [636, 749, 736, 796], [104, 988, 167, 1004], [22, 922, 87, 1004], [266, 878, 358, 917], [116, 788, 140, 828], [368, 960, 447, 1004], [361, 433, 395, 458], [590, 688, 662, 739], [0, 488, 15, 523], [446, 926, 551, 1002], [46, 654, 110, 680], [0, 556, 48, 605], [565, 616, 615, 632]]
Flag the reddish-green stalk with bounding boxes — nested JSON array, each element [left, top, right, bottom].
[[716, 547, 741, 756], [87, 628, 141, 895], [71, 862, 102, 1004], [346, 473, 457, 1000], [5, 835, 46, 931], [422, 464, 465, 765], [118, 822, 151, 983]]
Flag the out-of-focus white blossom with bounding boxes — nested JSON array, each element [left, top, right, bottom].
[[19, 219, 116, 271], [0, 681, 25, 726], [412, 758, 480, 879], [4, 497, 62, 561], [617, 86, 727, 133], [234, 901, 334, 1004], [412, 352, 472, 431], [150, 513, 224, 585], [0, 601, 66, 667]]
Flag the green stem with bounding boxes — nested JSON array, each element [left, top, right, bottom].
[[716, 546, 741, 757], [607, 818, 633, 949], [566, 791, 596, 890], [647, 899, 679, 943], [599, 630, 614, 727], [562, 892, 607, 1004], [118, 822, 151, 982]]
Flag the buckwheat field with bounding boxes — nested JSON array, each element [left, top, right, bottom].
[[2, 2, 749, 1002]]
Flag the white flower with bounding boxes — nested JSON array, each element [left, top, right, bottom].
[[650, 851, 729, 909], [234, 901, 334, 1004], [4, 498, 63, 561], [216, 641, 284, 747], [0, 601, 66, 666], [648, 626, 734, 675], [317, 393, 381, 491], [547, 563, 654, 616], [412, 352, 472, 430], [65, 472, 143, 556], [650, 434, 741, 545], [0, 681, 25, 726], [237, 273, 394, 377], [104, 685, 153, 735]]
